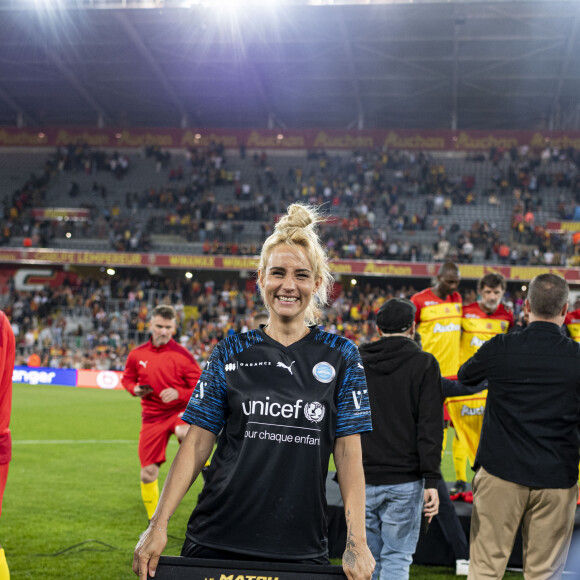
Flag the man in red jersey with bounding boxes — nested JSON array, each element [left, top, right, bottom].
[[449, 273, 514, 494], [0, 311, 15, 580], [123, 305, 201, 521]]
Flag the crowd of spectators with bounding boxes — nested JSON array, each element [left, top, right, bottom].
[[0, 140, 578, 371], [1, 141, 580, 265], [3, 270, 528, 373]]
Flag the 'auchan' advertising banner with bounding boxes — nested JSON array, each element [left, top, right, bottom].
[[1, 126, 580, 151]]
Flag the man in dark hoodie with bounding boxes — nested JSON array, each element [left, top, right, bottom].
[[359, 297, 444, 580]]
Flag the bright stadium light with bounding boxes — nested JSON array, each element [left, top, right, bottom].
[[185, 271, 193, 279], [65, 232, 71, 238], [351, 279, 357, 286], [106, 268, 116, 276]]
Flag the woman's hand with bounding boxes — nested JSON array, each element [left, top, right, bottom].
[[342, 532, 375, 580], [132, 522, 167, 579]]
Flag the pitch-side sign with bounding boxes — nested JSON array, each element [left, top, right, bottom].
[[0, 249, 579, 283]]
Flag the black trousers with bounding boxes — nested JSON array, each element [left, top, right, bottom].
[[434, 478, 469, 560]]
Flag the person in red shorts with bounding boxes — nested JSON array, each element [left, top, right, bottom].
[[0, 310, 15, 580], [122, 305, 201, 522]]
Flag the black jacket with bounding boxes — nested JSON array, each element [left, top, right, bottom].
[[458, 321, 580, 488], [359, 336, 443, 489]]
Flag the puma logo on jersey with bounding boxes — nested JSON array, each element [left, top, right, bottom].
[[277, 361, 296, 375], [358, 363, 364, 369], [138, 360, 148, 368]]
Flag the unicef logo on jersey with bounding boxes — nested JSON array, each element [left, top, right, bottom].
[[312, 362, 336, 383], [304, 401, 325, 423]]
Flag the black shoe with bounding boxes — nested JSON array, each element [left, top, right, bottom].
[[450, 480, 466, 495]]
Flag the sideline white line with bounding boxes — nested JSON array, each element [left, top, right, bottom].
[[14, 439, 138, 445]]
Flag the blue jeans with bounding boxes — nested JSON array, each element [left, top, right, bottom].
[[365, 480, 424, 580]]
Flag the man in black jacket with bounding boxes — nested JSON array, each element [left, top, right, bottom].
[[458, 273, 580, 579], [359, 298, 443, 580]]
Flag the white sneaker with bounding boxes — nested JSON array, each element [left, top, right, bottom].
[[456, 559, 470, 576]]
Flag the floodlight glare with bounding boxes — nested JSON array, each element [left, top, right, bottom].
[[185, 272, 193, 279], [107, 268, 116, 276], [34, 0, 63, 10]]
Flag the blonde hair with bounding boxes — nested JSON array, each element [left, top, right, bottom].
[[258, 204, 333, 326]]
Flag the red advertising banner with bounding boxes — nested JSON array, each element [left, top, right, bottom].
[[31, 208, 91, 222], [0, 248, 579, 284], [545, 221, 580, 233], [1, 126, 580, 151], [77, 369, 124, 390]]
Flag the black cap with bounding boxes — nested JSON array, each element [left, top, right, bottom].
[[376, 297, 416, 334]]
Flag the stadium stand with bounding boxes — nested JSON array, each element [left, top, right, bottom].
[[1, 145, 579, 265], [0, 143, 576, 370]]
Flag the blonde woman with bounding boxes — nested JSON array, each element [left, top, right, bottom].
[[134, 204, 375, 580]]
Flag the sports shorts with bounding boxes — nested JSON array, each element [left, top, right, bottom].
[[138, 411, 186, 468]]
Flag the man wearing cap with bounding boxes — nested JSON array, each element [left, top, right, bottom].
[[359, 298, 443, 580]]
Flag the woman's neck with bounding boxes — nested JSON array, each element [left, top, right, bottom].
[[263, 321, 310, 347]]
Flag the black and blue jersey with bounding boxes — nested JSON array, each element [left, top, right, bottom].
[[181, 326, 372, 559]]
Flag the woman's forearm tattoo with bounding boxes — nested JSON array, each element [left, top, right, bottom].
[[343, 509, 358, 569]]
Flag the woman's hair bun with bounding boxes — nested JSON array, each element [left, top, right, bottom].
[[275, 203, 318, 232]]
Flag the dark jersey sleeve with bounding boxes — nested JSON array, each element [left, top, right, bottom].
[[182, 343, 228, 435], [335, 339, 372, 437]]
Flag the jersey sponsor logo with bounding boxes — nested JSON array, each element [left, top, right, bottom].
[[352, 389, 368, 410], [242, 396, 325, 422], [277, 361, 296, 375], [312, 362, 336, 383], [358, 363, 364, 369], [461, 404, 485, 416], [225, 361, 272, 372], [432, 322, 460, 333], [304, 401, 325, 423], [470, 336, 486, 349], [138, 360, 148, 368]]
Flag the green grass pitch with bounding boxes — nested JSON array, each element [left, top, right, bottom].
[[5, 384, 522, 579]]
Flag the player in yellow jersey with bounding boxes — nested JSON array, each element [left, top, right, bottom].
[[410, 262, 462, 378], [449, 273, 513, 494], [564, 298, 580, 343], [411, 262, 462, 470]]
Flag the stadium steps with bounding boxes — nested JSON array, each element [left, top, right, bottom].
[[0, 151, 50, 200]]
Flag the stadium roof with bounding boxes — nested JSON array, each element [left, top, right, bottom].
[[0, 0, 579, 132]]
